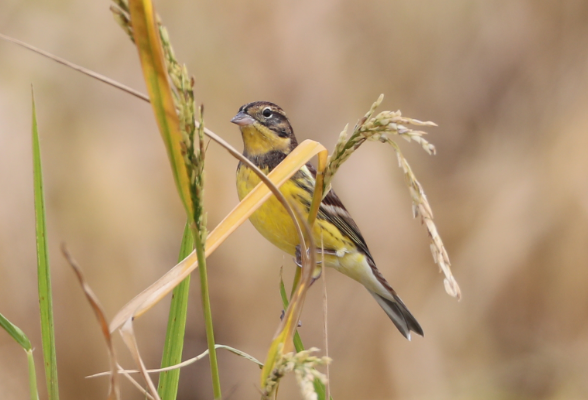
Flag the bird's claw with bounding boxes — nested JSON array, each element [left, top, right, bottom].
[[293, 245, 327, 267], [279, 309, 302, 327]]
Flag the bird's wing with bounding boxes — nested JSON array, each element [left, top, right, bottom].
[[303, 164, 375, 262]]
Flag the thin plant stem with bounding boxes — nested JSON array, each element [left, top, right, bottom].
[[193, 224, 221, 399], [321, 250, 330, 400], [26, 350, 40, 400]]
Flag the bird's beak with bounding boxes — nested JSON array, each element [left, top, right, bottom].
[[230, 112, 256, 127]]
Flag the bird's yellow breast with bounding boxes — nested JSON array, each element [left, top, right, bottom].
[[236, 165, 302, 255], [236, 164, 356, 262]]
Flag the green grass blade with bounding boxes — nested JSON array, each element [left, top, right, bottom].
[[279, 278, 329, 400], [0, 313, 40, 400], [158, 222, 193, 400], [32, 90, 59, 400], [0, 312, 32, 350]]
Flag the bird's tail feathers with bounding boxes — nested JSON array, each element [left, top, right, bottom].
[[369, 290, 424, 341]]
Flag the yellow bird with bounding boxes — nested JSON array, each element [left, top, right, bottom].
[[231, 101, 423, 340]]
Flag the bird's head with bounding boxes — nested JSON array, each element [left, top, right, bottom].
[[231, 101, 298, 156]]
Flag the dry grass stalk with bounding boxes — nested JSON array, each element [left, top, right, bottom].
[[324, 95, 461, 299], [62, 246, 120, 400]]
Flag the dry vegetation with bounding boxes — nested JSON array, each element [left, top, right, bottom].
[[1, 1, 588, 399]]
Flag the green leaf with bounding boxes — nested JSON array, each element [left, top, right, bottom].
[[0, 312, 40, 400], [32, 89, 59, 400], [158, 222, 193, 400], [0, 312, 32, 350]]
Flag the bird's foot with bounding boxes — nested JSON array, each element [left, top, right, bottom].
[[294, 245, 336, 267], [279, 309, 302, 327]]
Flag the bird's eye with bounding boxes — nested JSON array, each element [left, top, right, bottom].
[[262, 108, 272, 118]]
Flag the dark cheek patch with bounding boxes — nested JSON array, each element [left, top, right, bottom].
[[268, 116, 290, 138]]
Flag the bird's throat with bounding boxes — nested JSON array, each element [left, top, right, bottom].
[[240, 123, 291, 157]]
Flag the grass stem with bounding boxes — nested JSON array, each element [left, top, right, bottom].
[[193, 225, 221, 399]]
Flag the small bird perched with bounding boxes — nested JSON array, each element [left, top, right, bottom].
[[231, 101, 423, 340]]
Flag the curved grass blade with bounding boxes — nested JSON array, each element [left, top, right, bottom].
[[157, 222, 193, 400], [31, 89, 59, 400], [109, 139, 326, 332], [0, 313, 39, 400], [62, 246, 119, 400], [127, 0, 193, 220]]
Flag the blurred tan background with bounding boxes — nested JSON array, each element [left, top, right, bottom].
[[1, 1, 588, 399]]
